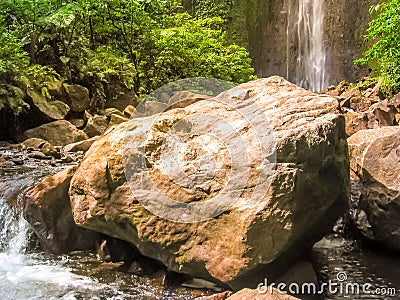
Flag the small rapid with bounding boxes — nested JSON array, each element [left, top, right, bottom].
[[0, 166, 97, 299], [0, 155, 204, 299]]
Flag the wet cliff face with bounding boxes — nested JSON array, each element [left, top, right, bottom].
[[183, 0, 383, 87], [323, 0, 382, 85], [245, 0, 382, 87]]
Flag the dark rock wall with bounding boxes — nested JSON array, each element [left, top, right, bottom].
[[184, 0, 383, 86], [248, 0, 383, 85]]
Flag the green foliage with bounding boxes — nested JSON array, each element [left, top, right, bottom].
[[0, 19, 29, 76], [0, 0, 256, 113], [153, 14, 255, 88], [355, 0, 400, 96], [0, 84, 27, 114]]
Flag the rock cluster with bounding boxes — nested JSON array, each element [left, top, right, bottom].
[[323, 80, 400, 136], [323, 80, 400, 251], [28, 77, 349, 290], [20, 76, 400, 298]]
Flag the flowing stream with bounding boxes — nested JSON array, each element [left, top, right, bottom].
[[286, 0, 328, 91], [0, 156, 203, 300]]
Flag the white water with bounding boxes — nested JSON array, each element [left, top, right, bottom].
[[0, 169, 122, 300], [286, 0, 328, 92], [0, 165, 199, 299]]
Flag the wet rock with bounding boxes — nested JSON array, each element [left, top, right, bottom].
[[11, 157, 24, 165], [69, 77, 349, 289], [64, 84, 90, 112], [63, 136, 98, 153], [83, 114, 109, 138], [25, 120, 88, 146], [23, 166, 102, 254], [22, 138, 59, 158], [61, 153, 75, 163], [28, 150, 51, 160], [126, 256, 165, 276], [27, 88, 70, 120], [182, 278, 223, 292], [348, 127, 400, 251]]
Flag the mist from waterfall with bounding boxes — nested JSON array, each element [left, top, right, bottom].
[[286, 0, 328, 92]]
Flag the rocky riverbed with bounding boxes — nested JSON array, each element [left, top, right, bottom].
[[1, 77, 400, 299]]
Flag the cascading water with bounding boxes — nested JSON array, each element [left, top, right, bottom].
[[0, 155, 206, 299], [285, 0, 328, 92]]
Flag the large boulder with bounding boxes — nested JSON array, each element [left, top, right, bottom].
[[68, 77, 349, 289], [23, 166, 101, 254], [348, 127, 400, 250], [25, 120, 88, 146], [27, 88, 70, 120]]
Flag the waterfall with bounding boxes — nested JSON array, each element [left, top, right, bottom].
[[286, 0, 327, 92]]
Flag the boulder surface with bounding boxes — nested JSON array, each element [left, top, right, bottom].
[[24, 166, 101, 254], [348, 127, 400, 250], [25, 120, 88, 146], [68, 77, 349, 289]]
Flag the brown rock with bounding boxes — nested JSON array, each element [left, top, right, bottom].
[[23, 166, 102, 254], [369, 99, 398, 126], [63, 136, 98, 153], [22, 138, 59, 157], [101, 108, 125, 118], [105, 89, 138, 111], [341, 89, 370, 111], [395, 114, 400, 125], [28, 150, 51, 160], [109, 113, 128, 126], [133, 101, 168, 117], [64, 84, 90, 112], [123, 105, 135, 118], [68, 77, 349, 289], [195, 291, 233, 300], [348, 127, 400, 250], [27, 88, 70, 120], [226, 288, 299, 300], [47, 78, 64, 98], [25, 120, 88, 147], [83, 115, 109, 138], [344, 111, 368, 136]]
